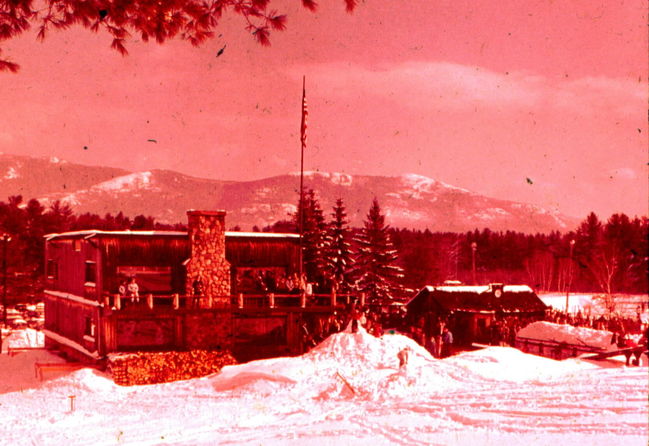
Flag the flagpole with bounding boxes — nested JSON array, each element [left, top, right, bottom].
[[298, 75, 306, 281]]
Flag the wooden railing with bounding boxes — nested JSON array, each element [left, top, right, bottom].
[[104, 292, 362, 311], [515, 336, 603, 360]]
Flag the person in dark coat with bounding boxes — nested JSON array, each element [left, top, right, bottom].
[[433, 319, 445, 358], [441, 326, 454, 358], [192, 277, 204, 308]]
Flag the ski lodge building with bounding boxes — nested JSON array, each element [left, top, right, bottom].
[[42, 210, 341, 363], [406, 284, 548, 345]]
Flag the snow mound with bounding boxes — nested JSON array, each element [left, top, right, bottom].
[[305, 325, 431, 368], [446, 346, 596, 382], [517, 321, 615, 351], [43, 368, 118, 395], [210, 327, 600, 403], [212, 370, 297, 393]]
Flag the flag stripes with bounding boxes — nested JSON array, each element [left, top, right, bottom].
[[300, 82, 308, 149]]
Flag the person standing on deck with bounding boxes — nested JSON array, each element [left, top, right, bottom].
[[127, 277, 140, 303]]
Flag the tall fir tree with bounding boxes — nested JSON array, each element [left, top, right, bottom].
[[295, 189, 329, 289], [354, 198, 404, 304], [324, 198, 355, 292]]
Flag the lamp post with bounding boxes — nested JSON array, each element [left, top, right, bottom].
[[565, 239, 576, 314], [471, 242, 477, 285]]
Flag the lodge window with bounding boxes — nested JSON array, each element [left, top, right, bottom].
[[46, 259, 58, 280], [84, 316, 95, 338], [85, 261, 97, 285]]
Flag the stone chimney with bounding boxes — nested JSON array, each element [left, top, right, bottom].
[[186, 210, 231, 306]]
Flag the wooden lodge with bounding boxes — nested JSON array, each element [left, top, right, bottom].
[[43, 210, 344, 364], [406, 283, 548, 345]]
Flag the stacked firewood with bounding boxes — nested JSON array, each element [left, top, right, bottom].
[[108, 350, 237, 386]]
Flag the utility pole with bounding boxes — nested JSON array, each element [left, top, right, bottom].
[[565, 239, 576, 314], [2, 233, 10, 326], [471, 242, 477, 285]]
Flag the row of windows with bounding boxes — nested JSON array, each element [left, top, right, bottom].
[[47, 259, 96, 284]]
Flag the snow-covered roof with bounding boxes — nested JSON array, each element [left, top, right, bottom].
[[45, 230, 299, 241], [516, 321, 615, 351], [45, 230, 187, 240], [225, 232, 299, 239], [44, 290, 102, 308], [424, 284, 534, 294]]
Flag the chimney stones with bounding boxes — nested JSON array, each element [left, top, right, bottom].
[[186, 210, 231, 306]]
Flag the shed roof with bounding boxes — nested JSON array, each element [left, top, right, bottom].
[[407, 284, 548, 314]]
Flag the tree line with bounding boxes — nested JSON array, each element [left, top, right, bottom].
[[0, 196, 184, 302], [0, 194, 646, 304], [270, 191, 648, 298]]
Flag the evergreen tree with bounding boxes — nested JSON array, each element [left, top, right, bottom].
[[43, 201, 74, 234], [353, 198, 404, 304], [295, 189, 328, 289], [323, 198, 355, 292]]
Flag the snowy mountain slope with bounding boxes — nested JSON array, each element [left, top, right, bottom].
[[0, 154, 577, 232], [0, 153, 128, 200]]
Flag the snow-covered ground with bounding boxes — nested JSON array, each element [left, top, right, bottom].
[[1, 327, 647, 446]]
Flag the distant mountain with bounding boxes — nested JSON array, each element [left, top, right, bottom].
[[0, 154, 577, 233]]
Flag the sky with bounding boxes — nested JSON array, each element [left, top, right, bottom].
[[0, 0, 647, 220]]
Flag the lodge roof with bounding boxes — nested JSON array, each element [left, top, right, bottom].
[[407, 284, 548, 314], [44, 230, 300, 241]]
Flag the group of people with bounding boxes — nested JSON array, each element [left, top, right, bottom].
[[611, 327, 649, 366], [544, 309, 645, 336], [236, 270, 315, 297], [408, 318, 454, 358], [118, 277, 140, 303]]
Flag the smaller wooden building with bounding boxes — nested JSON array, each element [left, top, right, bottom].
[[406, 283, 548, 345]]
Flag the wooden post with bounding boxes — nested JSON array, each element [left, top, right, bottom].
[[359, 293, 366, 308], [146, 294, 154, 310], [237, 293, 244, 309], [103, 294, 110, 307], [330, 289, 337, 308], [269, 293, 275, 309], [172, 293, 179, 310], [300, 292, 306, 308], [114, 294, 121, 310]]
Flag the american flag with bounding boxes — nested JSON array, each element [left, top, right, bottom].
[[300, 81, 308, 149]]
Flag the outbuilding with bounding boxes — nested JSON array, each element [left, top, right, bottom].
[[406, 283, 548, 345]]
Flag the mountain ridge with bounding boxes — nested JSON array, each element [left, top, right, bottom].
[[0, 154, 578, 233]]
